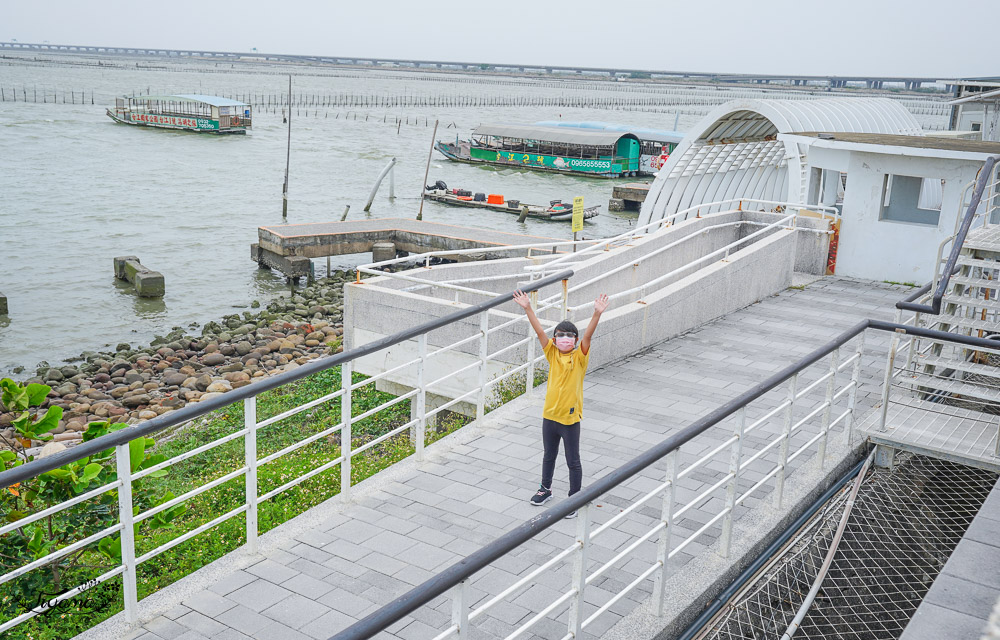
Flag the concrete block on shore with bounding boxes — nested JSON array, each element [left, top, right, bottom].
[[608, 198, 626, 212], [113, 255, 164, 298], [0, 291, 7, 315], [372, 241, 396, 263]]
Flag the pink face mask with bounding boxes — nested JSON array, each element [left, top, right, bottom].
[[555, 337, 576, 351]]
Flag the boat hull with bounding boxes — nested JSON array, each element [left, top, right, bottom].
[[106, 109, 247, 135], [423, 191, 600, 221], [435, 142, 633, 179]]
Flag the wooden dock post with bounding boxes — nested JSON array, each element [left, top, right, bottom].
[[282, 75, 292, 218], [416, 120, 439, 221]]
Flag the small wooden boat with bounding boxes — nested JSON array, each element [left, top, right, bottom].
[[106, 94, 251, 134], [423, 183, 600, 221]]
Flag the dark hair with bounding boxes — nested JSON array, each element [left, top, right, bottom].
[[554, 320, 579, 337]]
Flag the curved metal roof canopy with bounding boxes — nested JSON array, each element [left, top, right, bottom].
[[638, 98, 923, 225]]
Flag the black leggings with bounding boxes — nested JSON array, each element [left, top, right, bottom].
[[541, 418, 582, 495]]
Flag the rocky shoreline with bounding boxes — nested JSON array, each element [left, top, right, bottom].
[[0, 270, 359, 455]]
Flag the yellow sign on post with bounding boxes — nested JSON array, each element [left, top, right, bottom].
[[572, 196, 584, 233]]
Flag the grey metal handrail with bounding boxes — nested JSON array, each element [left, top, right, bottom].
[[0, 269, 573, 489], [897, 155, 1000, 314], [327, 318, 1000, 640]]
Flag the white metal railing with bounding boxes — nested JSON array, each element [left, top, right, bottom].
[[332, 325, 874, 640], [0, 199, 832, 637], [358, 198, 835, 306]]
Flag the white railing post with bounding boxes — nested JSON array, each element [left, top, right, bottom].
[[476, 311, 489, 421], [526, 288, 539, 397], [817, 348, 839, 468], [244, 396, 258, 553], [561, 279, 569, 320], [846, 332, 866, 445], [774, 373, 797, 508], [416, 333, 427, 460], [879, 330, 904, 433], [720, 408, 746, 558], [452, 579, 470, 640], [653, 451, 678, 617], [567, 503, 592, 638], [341, 361, 353, 501], [115, 443, 138, 624]]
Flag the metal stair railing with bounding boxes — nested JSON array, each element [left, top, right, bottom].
[[898, 155, 1000, 315], [328, 321, 1000, 640]]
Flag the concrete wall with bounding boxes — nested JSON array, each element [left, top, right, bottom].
[[344, 212, 800, 401], [804, 148, 985, 283]]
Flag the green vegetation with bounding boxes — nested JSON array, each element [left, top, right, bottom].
[[1, 368, 415, 640], [1, 356, 551, 639], [883, 280, 919, 287]]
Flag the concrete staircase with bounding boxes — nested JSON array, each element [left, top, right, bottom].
[[903, 225, 1000, 417]]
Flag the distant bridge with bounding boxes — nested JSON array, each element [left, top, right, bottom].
[[0, 41, 945, 90]]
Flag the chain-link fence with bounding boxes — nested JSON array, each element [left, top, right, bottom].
[[695, 453, 997, 640]]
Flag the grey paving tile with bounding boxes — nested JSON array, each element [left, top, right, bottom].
[[283, 572, 337, 599], [299, 608, 358, 639], [901, 602, 989, 640], [175, 610, 229, 637], [261, 593, 331, 629], [144, 616, 188, 640], [317, 587, 378, 618], [227, 579, 294, 610], [247, 558, 300, 584], [215, 605, 275, 637], [182, 590, 237, 618], [207, 570, 258, 596]]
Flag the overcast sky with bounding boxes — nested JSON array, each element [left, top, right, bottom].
[[6, 0, 995, 78]]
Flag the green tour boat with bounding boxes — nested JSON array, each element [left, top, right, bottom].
[[106, 94, 252, 134]]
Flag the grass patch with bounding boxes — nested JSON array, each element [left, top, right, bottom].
[[3, 366, 412, 640]]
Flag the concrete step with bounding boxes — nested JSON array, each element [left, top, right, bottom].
[[896, 370, 1000, 405], [943, 294, 1000, 313], [956, 255, 1000, 270], [911, 354, 1000, 381], [927, 314, 1000, 336], [950, 275, 1000, 289]]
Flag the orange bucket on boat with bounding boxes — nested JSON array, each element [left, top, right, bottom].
[[487, 194, 505, 205]]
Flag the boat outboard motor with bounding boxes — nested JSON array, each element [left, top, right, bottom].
[[425, 180, 448, 191]]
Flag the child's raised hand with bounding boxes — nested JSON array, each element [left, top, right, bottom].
[[594, 293, 610, 314], [512, 289, 531, 310]]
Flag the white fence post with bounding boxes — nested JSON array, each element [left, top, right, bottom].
[[341, 361, 353, 501], [526, 289, 538, 397], [452, 579, 470, 640], [416, 334, 427, 460], [879, 330, 903, 433], [567, 503, 592, 638], [476, 311, 489, 421], [115, 444, 138, 624], [653, 450, 678, 616], [774, 373, 798, 508], [817, 348, 840, 468], [720, 408, 746, 558], [244, 396, 258, 553], [846, 332, 866, 445]]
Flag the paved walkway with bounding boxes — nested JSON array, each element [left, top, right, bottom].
[[82, 277, 907, 640]]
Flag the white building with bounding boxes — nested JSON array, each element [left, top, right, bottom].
[[640, 98, 1000, 284]]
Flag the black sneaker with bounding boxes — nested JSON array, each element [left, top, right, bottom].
[[530, 486, 552, 506], [565, 510, 578, 519]]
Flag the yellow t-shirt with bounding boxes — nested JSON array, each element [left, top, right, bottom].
[[542, 339, 590, 425]]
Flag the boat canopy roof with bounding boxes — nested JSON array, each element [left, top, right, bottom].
[[127, 94, 249, 107], [472, 124, 637, 146], [534, 121, 685, 144]]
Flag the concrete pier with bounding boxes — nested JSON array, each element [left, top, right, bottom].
[[113, 256, 164, 298], [252, 218, 560, 277], [610, 182, 651, 212], [0, 291, 7, 315]]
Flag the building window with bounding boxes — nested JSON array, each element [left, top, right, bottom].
[[879, 174, 942, 226], [972, 123, 982, 132]]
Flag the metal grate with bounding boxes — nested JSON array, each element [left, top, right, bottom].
[[695, 454, 997, 640]]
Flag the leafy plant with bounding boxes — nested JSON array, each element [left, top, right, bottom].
[[0, 379, 178, 615], [1, 378, 62, 449]]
